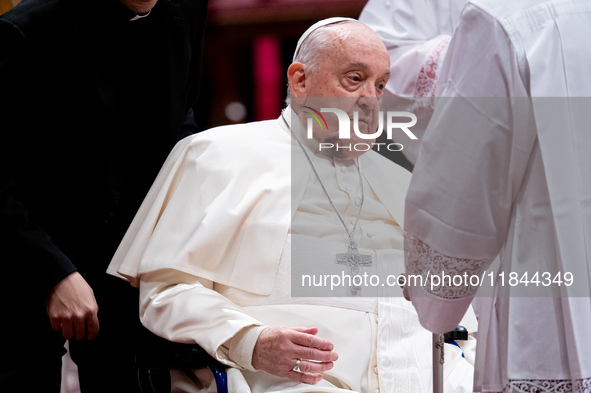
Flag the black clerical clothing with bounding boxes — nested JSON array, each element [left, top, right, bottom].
[[0, 0, 208, 391]]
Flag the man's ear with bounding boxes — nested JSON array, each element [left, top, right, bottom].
[[287, 62, 307, 105]]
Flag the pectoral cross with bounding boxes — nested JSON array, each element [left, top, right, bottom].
[[336, 233, 373, 292]]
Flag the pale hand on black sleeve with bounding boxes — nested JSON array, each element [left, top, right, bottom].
[[46, 272, 100, 340]]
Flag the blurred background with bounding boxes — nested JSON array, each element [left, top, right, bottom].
[[198, 0, 368, 129], [0, 0, 369, 131]]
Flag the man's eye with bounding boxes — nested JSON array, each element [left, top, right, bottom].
[[348, 75, 361, 82]]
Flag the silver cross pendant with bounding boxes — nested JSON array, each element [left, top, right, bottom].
[[336, 236, 373, 292]]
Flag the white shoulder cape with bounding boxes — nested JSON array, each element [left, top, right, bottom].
[[108, 111, 411, 295]]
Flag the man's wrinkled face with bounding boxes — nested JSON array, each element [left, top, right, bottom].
[[118, 0, 158, 14], [292, 23, 391, 159]]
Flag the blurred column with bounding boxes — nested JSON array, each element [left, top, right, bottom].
[[253, 35, 283, 121]]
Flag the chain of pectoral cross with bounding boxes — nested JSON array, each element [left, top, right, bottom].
[[282, 112, 374, 292]]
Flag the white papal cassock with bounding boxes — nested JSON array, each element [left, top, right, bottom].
[[404, 1, 591, 393], [108, 108, 476, 392]]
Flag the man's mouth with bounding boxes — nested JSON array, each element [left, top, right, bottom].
[[354, 117, 370, 133]]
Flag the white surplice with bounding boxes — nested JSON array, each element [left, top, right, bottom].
[[404, 1, 591, 392], [359, 0, 469, 164], [108, 109, 476, 392], [359, 0, 468, 99]]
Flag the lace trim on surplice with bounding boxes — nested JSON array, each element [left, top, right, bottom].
[[414, 35, 451, 100], [485, 378, 591, 393], [404, 232, 491, 298]]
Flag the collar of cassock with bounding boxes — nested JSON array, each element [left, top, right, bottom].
[[130, 10, 151, 22]]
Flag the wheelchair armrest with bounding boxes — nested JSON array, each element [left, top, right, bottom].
[[135, 329, 226, 371], [135, 329, 229, 393]]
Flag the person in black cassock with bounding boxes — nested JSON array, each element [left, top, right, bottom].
[[0, 0, 208, 391]]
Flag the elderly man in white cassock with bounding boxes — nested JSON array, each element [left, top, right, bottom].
[[108, 18, 477, 392]]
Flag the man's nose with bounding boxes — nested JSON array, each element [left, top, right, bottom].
[[359, 81, 380, 98], [357, 83, 380, 110]]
